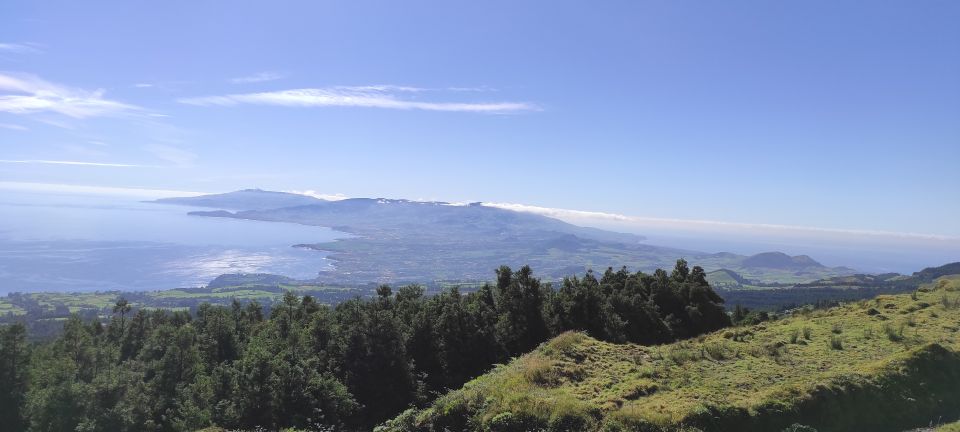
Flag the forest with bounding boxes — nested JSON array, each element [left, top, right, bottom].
[[0, 260, 729, 432]]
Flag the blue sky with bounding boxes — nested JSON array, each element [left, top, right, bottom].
[[1, 0, 959, 241]]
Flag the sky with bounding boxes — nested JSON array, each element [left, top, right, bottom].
[[1, 1, 959, 255]]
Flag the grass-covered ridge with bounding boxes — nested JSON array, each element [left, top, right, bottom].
[[381, 276, 960, 432]]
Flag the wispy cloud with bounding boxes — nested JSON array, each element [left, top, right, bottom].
[[0, 43, 42, 54], [179, 85, 538, 113], [133, 83, 154, 88], [0, 181, 203, 198], [0, 122, 28, 131], [482, 202, 960, 242], [0, 72, 140, 118], [0, 159, 142, 167], [230, 71, 287, 84], [286, 190, 350, 201]]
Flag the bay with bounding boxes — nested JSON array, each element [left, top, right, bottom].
[[0, 190, 345, 293]]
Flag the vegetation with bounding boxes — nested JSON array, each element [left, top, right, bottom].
[[0, 260, 729, 431], [0, 282, 367, 340], [381, 275, 960, 432], [715, 263, 960, 311]]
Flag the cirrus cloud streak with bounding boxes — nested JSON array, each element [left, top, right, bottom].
[[481, 202, 960, 243], [0, 159, 143, 168], [179, 86, 538, 113], [0, 72, 139, 118]]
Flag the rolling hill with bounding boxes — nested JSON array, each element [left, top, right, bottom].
[[154, 188, 325, 210], [381, 276, 960, 432], [741, 252, 825, 270]]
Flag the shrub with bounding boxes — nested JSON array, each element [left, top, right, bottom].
[[522, 355, 557, 386], [829, 335, 843, 350], [831, 323, 843, 334], [488, 412, 535, 432], [942, 294, 958, 310], [789, 329, 800, 344], [704, 342, 729, 360], [802, 327, 813, 340], [906, 316, 917, 327], [668, 347, 697, 365], [751, 341, 786, 358], [547, 408, 595, 432], [884, 323, 904, 342], [545, 332, 586, 357]]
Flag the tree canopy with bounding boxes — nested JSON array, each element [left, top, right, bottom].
[[0, 260, 729, 431]]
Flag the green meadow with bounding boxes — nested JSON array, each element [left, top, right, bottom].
[[384, 276, 960, 432]]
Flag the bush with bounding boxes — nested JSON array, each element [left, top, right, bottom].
[[522, 355, 557, 386], [544, 332, 586, 357], [802, 327, 812, 340], [668, 347, 697, 365], [704, 342, 729, 360], [829, 335, 843, 350], [884, 323, 904, 342], [942, 294, 958, 310], [488, 412, 536, 432], [547, 408, 595, 432]]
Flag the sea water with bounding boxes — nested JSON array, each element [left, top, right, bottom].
[[0, 190, 345, 293]]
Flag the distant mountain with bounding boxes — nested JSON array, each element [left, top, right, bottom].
[[799, 261, 960, 289], [155, 190, 858, 285], [154, 188, 323, 210], [741, 251, 823, 269], [186, 196, 647, 244], [912, 261, 960, 282]]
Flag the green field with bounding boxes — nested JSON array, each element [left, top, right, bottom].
[[384, 276, 960, 432], [0, 283, 365, 321], [0, 299, 26, 316]]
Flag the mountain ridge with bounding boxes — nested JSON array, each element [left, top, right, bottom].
[[153, 190, 859, 285]]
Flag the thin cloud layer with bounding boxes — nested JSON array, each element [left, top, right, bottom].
[[0, 159, 142, 167], [0, 43, 41, 54], [286, 190, 350, 201], [0, 72, 139, 118], [0, 122, 28, 131], [230, 71, 287, 84], [481, 202, 960, 243], [0, 181, 203, 198], [179, 86, 537, 113]]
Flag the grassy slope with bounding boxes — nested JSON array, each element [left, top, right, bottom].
[[384, 276, 960, 432]]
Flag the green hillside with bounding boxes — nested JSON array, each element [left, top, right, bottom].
[[705, 269, 751, 288], [382, 276, 960, 432]]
